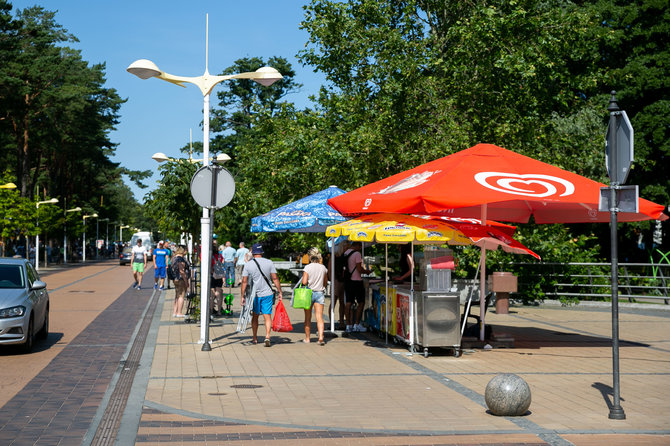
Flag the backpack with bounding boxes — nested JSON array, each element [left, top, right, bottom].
[[172, 257, 190, 282], [334, 250, 355, 282]]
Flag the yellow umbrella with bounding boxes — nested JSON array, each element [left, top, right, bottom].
[[326, 213, 472, 245]]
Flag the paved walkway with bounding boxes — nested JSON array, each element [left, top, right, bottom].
[[1, 263, 670, 445]]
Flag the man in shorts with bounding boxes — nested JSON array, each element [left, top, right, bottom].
[[152, 240, 169, 290], [241, 243, 283, 346], [131, 238, 147, 290]]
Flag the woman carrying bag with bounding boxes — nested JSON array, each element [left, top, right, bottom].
[[300, 248, 328, 345]]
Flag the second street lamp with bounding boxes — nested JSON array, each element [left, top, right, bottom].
[[35, 198, 59, 271], [128, 15, 282, 350], [82, 213, 98, 263], [64, 206, 82, 264]]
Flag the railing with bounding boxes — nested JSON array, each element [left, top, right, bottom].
[[511, 262, 670, 304]]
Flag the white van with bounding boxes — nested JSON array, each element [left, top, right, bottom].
[[130, 232, 154, 260]]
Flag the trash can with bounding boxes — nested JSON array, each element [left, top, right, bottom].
[[489, 272, 517, 314]]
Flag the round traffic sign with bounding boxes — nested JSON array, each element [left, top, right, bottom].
[[190, 166, 235, 209]]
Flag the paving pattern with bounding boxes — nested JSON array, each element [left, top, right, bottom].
[[1, 263, 669, 446]]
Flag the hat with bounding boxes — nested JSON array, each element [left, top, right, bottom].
[[251, 243, 264, 254], [212, 233, 218, 239]]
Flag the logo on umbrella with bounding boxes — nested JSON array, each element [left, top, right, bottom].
[[474, 172, 575, 198]]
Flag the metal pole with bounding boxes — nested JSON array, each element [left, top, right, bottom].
[[607, 92, 625, 420], [35, 209, 40, 270], [64, 218, 67, 264], [83, 220, 86, 263], [96, 219, 99, 259], [199, 90, 213, 349]]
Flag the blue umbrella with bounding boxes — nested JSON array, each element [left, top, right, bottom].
[[250, 186, 347, 233]]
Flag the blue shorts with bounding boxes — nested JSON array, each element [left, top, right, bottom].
[[311, 291, 325, 306], [253, 294, 274, 315], [154, 266, 166, 279]]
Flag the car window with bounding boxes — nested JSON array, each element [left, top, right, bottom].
[[0, 265, 25, 289], [26, 262, 39, 284]]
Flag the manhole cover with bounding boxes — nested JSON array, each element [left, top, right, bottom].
[[208, 393, 228, 396], [230, 384, 263, 389]]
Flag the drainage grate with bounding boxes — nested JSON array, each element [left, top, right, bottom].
[[230, 384, 263, 389], [208, 392, 228, 396], [69, 290, 95, 293]]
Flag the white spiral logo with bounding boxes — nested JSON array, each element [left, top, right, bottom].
[[474, 172, 575, 198]]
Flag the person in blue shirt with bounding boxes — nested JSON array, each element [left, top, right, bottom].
[[152, 241, 170, 290], [221, 241, 237, 287]]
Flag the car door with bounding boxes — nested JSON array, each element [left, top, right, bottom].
[[25, 263, 45, 330]]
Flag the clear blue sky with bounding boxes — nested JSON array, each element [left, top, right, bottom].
[[10, 1, 326, 200]]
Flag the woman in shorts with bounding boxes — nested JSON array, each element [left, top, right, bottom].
[[301, 248, 328, 345]]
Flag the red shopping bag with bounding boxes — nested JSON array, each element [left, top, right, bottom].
[[272, 300, 293, 332]]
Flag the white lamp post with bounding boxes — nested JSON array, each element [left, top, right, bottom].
[[99, 218, 109, 258], [128, 15, 282, 349], [35, 198, 59, 271], [64, 206, 82, 264], [82, 213, 98, 263], [119, 225, 130, 245]]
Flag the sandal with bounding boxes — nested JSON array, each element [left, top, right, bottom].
[[302, 339, 310, 344], [251, 339, 258, 345], [264, 338, 271, 347], [318, 340, 325, 346]]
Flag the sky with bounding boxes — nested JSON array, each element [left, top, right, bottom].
[[9, 0, 327, 200]]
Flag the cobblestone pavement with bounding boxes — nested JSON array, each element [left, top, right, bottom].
[[1, 263, 669, 445]]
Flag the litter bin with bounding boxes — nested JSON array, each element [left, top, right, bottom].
[[489, 272, 517, 314]]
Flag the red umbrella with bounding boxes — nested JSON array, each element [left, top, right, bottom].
[[328, 144, 667, 223], [328, 143, 667, 342]]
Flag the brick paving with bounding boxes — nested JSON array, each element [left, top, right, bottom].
[[1, 263, 670, 445]]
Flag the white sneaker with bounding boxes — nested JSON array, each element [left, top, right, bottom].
[[354, 324, 367, 332], [345, 325, 352, 333]]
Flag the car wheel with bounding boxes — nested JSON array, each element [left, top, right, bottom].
[[37, 305, 49, 340], [21, 316, 34, 354]]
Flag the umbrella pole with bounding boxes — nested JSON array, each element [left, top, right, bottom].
[[330, 238, 335, 334], [480, 204, 487, 341], [385, 243, 388, 345], [409, 242, 415, 354]]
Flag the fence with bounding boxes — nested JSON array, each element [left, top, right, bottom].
[[511, 262, 670, 304]]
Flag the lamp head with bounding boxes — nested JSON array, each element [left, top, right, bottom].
[[127, 59, 162, 79], [252, 66, 283, 87], [0, 182, 17, 189], [152, 152, 170, 163], [66, 206, 82, 213], [213, 153, 231, 164]]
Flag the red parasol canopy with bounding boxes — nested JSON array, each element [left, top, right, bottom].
[[328, 144, 667, 223]]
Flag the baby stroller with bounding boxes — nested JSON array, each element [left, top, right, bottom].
[[184, 266, 200, 324]]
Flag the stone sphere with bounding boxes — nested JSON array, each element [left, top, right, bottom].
[[485, 373, 531, 416]]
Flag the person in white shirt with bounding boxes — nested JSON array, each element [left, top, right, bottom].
[[301, 249, 328, 345], [234, 242, 249, 287], [131, 238, 147, 290]]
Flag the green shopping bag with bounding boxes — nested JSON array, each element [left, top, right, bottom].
[[293, 284, 313, 309]]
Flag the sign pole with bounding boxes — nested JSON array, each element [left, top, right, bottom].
[[607, 91, 626, 420]]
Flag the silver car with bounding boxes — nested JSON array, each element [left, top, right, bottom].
[[0, 258, 49, 353]]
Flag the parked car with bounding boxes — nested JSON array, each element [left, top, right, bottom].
[[119, 246, 133, 265], [0, 257, 49, 353]]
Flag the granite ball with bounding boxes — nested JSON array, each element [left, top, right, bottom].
[[485, 373, 531, 416]]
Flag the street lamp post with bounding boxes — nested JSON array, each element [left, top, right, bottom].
[[82, 213, 98, 263], [35, 198, 59, 271], [99, 218, 109, 258], [128, 15, 282, 349], [64, 206, 82, 264], [120, 224, 130, 244]]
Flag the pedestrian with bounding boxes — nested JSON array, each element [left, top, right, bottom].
[[131, 238, 147, 289], [329, 241, 349, 330], [171, 246, 190, 318], [210, 241, 224, 317], [241, 243, 283, 346], [301, 248, 328, 345], [343, 242, 371, 333], [221, 241, 236, 288], [234, 242, 249, 287], [152, 240, 169, 290]]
